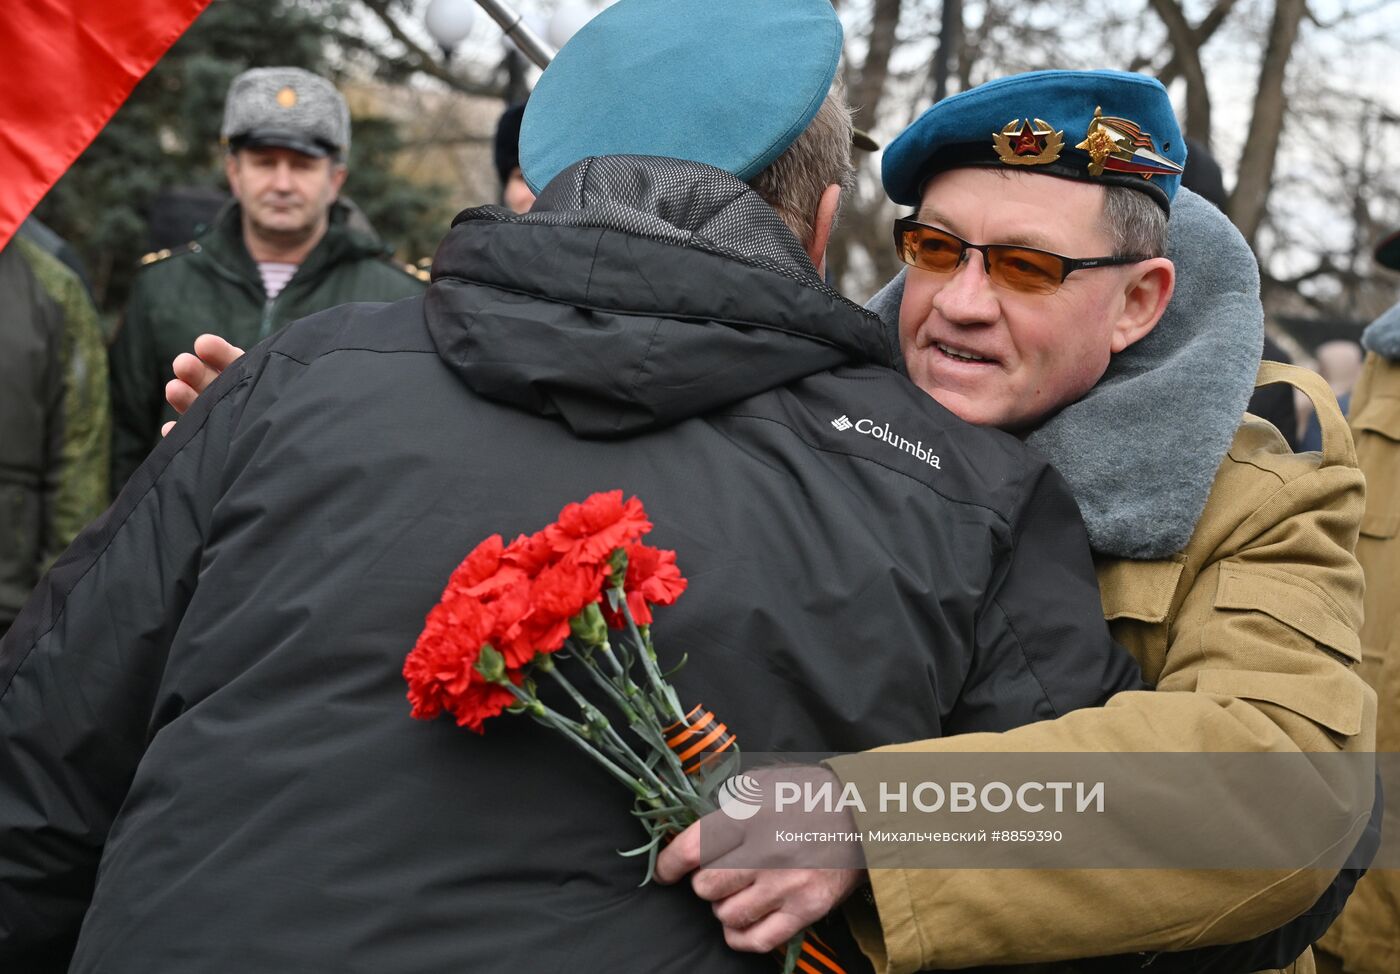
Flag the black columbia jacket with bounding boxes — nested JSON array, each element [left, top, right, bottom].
[[0, 157, 1141, 973]]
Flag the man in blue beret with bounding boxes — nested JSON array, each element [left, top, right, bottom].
[[1, 4, 1158, 971], [144, 48, 1370, 974], [662, 69, 1376, 974]]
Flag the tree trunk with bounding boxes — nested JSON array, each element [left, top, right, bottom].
[[931, 0, 963, 103], [1155, 0, 1241, 86], [1229, 0, 1308, 246], [849, 0, 902, 132], [1147, 0, 1212, 147]]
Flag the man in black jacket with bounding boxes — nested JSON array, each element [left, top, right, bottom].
[[0, 2, 1144, 970]]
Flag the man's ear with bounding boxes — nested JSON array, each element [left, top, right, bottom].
[[805, 183, 843, 275], [329, 162, 349, 201], [224, 153, 242, 199], [1110, 257, 1175, 354]]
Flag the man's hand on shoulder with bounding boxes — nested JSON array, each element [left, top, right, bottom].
[[161, 334, 245, 436]]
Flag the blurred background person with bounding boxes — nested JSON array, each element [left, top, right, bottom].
[[493, 101, 534, 213], [1316, 230, 1400, 974], [1297, 339, 1365, 451], [0, 235, 109, 637], [107, 66, 425, 493]]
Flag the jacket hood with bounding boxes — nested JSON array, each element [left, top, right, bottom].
[[424, 155, 892, 437], [866, 187, 1263, 559], [1363, 301, 1400, 360]]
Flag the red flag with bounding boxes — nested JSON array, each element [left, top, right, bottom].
[[0, 0, 212, 249]]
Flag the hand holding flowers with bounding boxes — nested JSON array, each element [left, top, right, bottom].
[[402, 490, 849, 974]]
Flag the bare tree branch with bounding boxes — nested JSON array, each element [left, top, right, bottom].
[[358, 0, 505, 98], [1229, 0, 1308, 245], [1155, 0, 1241, 86], [1147, 0, 1212, 144], [1307, 0, 1400, 29], [850, 0, 903, 131]]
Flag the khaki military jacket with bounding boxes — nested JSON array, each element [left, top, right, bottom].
[[1319, 349, 1400, 974], [831, 364, 1375, 973]]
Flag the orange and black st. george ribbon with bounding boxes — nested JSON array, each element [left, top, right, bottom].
[[663, 704, 737, 775], [664, 705, 849, 974]]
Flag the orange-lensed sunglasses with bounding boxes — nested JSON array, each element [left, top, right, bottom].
[[893, 218, 1149, 295]]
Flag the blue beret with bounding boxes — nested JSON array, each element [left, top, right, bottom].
[[884, 69, 1186, 212], [520, 0, 842, 193]]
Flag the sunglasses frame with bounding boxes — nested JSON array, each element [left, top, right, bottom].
[[892, 217, 1150, 293]]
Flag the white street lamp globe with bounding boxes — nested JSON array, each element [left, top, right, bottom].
[[547, 2, 596, 50], [424, 0, 476, 51]]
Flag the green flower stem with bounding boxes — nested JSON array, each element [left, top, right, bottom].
[[501, 681, 650, 802], [542, 662, 683, 806], [595, 634, 629, 681], [567, 647, 690, 796], [591, 635, 695, 800], [782, 933, 805, 974], [571, 646, 692, 801], [617, 596, 684, 723], [571, 641, 643, 725]]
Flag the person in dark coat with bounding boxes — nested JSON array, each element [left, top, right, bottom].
[[493, 100, 535, 214], [0, 238, 108, 638], [108, 67, 424, 493], [0, 3, 1143, 970]]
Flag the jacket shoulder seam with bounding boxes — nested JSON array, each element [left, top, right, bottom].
[[1225, 417, 1355, 484], [988, 593, 1060, 719], [266, 345, 439, 368]]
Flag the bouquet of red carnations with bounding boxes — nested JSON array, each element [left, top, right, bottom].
[[403, 490, 726, 868], [402, 490, 842, 974]]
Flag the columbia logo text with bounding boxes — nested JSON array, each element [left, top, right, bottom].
[[831, 415, 941, 469]]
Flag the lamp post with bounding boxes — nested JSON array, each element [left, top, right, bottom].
[[474, 0, 555, 71]]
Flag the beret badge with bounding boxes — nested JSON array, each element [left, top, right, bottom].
[[1075, 105, 1183, 180], [992, 118, 1064, 166]]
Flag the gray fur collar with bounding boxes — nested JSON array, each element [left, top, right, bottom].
[[866, 188, 1263, 560], [1364, 303, 1400, 360]]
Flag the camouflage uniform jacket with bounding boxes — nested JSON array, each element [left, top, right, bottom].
[[109, 201, 426, 491], [0, 239, 110, 633]]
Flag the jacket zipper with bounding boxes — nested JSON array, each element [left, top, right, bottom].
[[260, 294, 279, 340]]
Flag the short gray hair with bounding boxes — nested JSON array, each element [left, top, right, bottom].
[[747, 80, 855, 248], [1103, 185, 1168, 258]]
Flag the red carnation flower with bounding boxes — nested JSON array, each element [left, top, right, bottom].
[[603, 542, 688, 627], [445, 534, 528, 601], [403, 596, 496, 720], [518, 558, 609, 659], [547, 491, 653, 566], [488, 577, 540, 668], [458, 534, 505, 587], [502, 528, 557, 576], [445, 678, 520, 734]]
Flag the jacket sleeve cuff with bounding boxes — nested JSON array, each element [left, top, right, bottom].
[[826, 753, 929, 974]]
